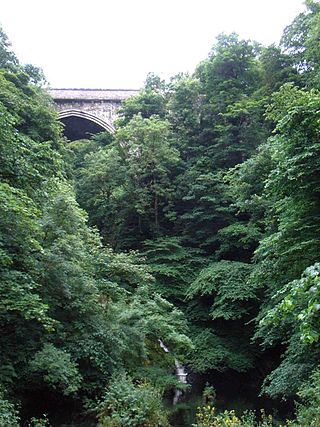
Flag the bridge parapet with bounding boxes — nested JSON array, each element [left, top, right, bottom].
[[49, 88, 139, 102]]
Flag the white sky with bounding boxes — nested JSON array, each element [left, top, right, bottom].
[[1, 0, 306, 89]]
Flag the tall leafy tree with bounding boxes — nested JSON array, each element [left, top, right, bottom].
[[76, 114, 180, 249], [281, 0, 320, 88], [247, 84, 320, 399], [168, 34, 268, 253]]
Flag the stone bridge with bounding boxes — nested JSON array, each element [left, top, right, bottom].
[[48, 88, 139, 140]]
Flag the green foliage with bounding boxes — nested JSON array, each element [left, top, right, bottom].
[[195, 33, 264, 158], [0, 72, 64, 201], [291, 367, 320, 426], [187, 328, 254, 373], [142, 236, 204, 302], [169, 34, 268, 254], [75, 143, 129, 246], [0, 59, 65, 393], [167, 73, 201, 158], [260, 333, 319, 399], [0, 31, 194, 422], [115, 114, 179, 238], [254, 85, 320, 307], [76, 114, 179, 248], [29, 343, 82, 395], [116, 73, 167, 126], [37, 184, 191, 395], [22, 64, 47, 86], [224, 141, 273, 241], [281, 0, 320, 87], [113, 285, 192, 368], [27, 415, 51, 427], [187, 261, 255, 320], [259, 45, 299, 95], [202, 384, 217, 405], [3, 7, 320, 422], [67, 131, 114, 173], [0, 388, 20, 427], [0, 26, 18, 70], [257, 264, 320, 399], [251, 85, 320, 398], [97, 374, 170, 427], [261, 263, 320, 344], [184, 259, 258, 375], [193, 406, 289, 427]]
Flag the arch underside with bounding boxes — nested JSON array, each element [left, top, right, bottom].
[[59, 109, 114, 141]]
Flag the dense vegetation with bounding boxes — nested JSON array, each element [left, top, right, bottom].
[[1, 1, 320, 425]]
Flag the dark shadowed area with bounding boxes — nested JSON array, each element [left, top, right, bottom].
[[61, 116, 106, 141]]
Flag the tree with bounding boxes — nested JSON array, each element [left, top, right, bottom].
[[168, 34, 268, 253], [76, 114, 180, 249], [0, 27, 18, 70], [252, 85, 320, 399], [116, 73, 167, 127], [281, 0, 320, 87]]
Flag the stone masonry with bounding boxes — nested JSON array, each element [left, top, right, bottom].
[[48, 88, 139, 133]]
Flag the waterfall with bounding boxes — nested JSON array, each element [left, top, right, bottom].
[[175, 360, 187, 384], [159, 339, 170, 353], [159, 340, 187, 404]]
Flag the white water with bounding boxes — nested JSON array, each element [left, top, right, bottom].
[[159, 339, 170, 353], [159, 340, 188, 404], [175, 360, 187, 384]]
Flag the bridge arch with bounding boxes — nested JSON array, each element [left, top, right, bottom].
[[59, 109, 115, 133], [58, 109, 115, 141], [49, 88, 139, 141]]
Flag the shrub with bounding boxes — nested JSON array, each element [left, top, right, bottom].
[[0, 388, 20, 427], [97, 373, 169, 427], [27, 415, 51, 426], [193, 406, 291, 427], [29, 343, 82, 396], [290, 367, 320, 426]]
